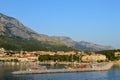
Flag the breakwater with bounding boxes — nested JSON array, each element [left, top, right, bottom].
[[113, 61, 120, 66], [12, 62, 113, 75]]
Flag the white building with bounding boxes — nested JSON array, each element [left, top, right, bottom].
[[0, 48, 5, 56]]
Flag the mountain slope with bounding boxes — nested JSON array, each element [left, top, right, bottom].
[[0, 13, 35, 39], [0, 13, 74, 51], [52, 36, 113, 51], [0, 13, 62, 44], [0, 36, 74, 51], [0, 13, 113, 51]]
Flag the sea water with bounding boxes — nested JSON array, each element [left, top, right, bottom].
[[0, 63, 120, 80]]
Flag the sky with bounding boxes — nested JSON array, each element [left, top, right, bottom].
[[0, 0, 120, 49]]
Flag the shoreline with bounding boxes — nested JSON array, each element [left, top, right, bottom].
[[0, 61, 119, 66]]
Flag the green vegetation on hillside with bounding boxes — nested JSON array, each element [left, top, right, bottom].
[[97, 49, 120, 61], [0, 36, 75, 51]]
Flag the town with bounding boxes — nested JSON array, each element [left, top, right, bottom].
[[0, 47, 111, 63]]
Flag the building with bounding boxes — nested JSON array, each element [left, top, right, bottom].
[[114, 52, 120, 57], [0, 48, 5, 56], [27, 56, 38, 62], [36, 51, 55, 55], [18, 57, 28, 62], [0, 48, 5, 52], [56, 51, 65, 55], [65, 51, 76, 55], [0, 57, 18, 61], [81, 54, 107, 62]]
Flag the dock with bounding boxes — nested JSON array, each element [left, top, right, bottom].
[[12, 62, 113, 75]]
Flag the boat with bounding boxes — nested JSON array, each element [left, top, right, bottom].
[[65, 63, 87, 69], [65, 62, 113, 70], [27, 65, 47, 71]]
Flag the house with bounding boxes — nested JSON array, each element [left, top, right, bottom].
[[27, 56, 38, 62], [0, 48, 5, 56], [36, 51, 55, 55], [0, 48, 5, 52], [56, 51, 65, 55], [114, 52, 120, 57], [65, 51, 76, 55], [18, 57, 28, 62], [81, 54, 106, 62], [0, 57, 17, 61]]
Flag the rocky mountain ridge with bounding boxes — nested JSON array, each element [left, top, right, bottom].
[[0, 13, 62, 44], [52, 36, 113, 51], [0, 13, 113, 51]]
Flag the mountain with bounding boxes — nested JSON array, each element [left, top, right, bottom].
[[0, 13, 74, 51], [0, 13, 113, 51], [0, 13, 59, 43], [52, 36, 113, 51]]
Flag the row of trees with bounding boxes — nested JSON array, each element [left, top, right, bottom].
[[38, 54, 81, 62]]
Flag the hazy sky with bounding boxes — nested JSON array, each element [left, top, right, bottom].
[[0, 0, 120, 49]]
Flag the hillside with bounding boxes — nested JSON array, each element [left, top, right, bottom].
[[0, 13, 113, 51], [0, 13, 74, 51], [52, 36, 113, 51], [0, 35, 74, 51], [0, 13, 60, 43]]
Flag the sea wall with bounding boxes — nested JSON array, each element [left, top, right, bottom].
[[113, 61, 120, 66]]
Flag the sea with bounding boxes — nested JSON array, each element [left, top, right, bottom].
[[0, 63, 120, 80]]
